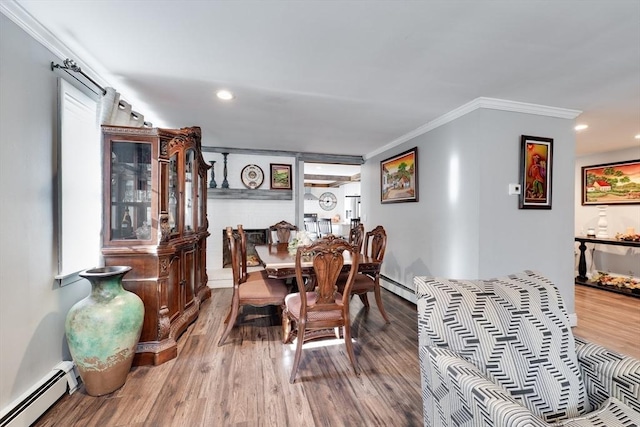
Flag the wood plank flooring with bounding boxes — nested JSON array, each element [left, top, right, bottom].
[[33, 283, 639, 426], [572, 284, 640, 359], [33, 288, 423, 427]]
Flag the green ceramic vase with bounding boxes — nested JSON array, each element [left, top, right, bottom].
[[65, 266, 144, 396]]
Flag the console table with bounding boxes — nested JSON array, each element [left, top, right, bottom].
[[575, 236, 640, 296]]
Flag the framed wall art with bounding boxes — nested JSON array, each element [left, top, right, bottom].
[[581, 159, 640, 205], [519, 135, 553, 209], [380, 147, 418, 204], [270, 163, 292, 190]]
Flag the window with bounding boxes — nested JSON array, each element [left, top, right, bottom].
[[55, 79, 101, 285]]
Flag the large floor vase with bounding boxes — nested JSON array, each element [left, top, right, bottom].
[[65, 266, 144, 396]]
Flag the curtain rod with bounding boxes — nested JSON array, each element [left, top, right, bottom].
[[51, 58, 107, 96], [51, 58, 153, 127]]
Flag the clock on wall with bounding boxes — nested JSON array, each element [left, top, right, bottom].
[[319, 191, 337, 211]]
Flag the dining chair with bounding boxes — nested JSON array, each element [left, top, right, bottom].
[[282, 235, 361, 383], [303, 216, 319, 238], [338, 225, 390, 324], [218, 226, 289, 346], [348, 223, 365, 253], [316, 218, 333, 237], [267, 220, 298, 245], [349, 217, 361, 230]]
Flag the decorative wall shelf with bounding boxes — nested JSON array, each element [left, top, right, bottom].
[[208, 188, 292, 200]]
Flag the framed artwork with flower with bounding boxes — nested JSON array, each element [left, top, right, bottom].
[[519, 135, 553, 209]]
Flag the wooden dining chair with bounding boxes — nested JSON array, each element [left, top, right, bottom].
[[338, 225, 390, 324], [282, 235, 361, 383], [267, 220, 298, 245], [348, 223, 365, 253], [316, 218, 333, 237], [218, 226, 289, 346]]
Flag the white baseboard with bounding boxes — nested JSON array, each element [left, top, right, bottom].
[[0, 361, 78, 427], [568, 312, 578, 327]]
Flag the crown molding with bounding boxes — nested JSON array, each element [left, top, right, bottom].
[[1, 0, 109, 88], [1, 1, 68, 60], [365, 97, 582, 160]]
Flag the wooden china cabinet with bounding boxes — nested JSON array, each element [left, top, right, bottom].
[[101, 125, 211, 365]]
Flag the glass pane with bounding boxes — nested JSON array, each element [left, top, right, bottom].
[[169, 154, 178, 233], [184, 149, 194, 232], [111, 141, 151, 241]]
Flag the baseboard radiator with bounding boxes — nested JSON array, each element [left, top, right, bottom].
[[0, 361, 78, 427]]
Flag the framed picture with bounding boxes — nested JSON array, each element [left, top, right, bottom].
[[581, 159, 640, 205], [519, 135, 553, 209], [270, 163, 292, 190], [381, 147, 418, 204]]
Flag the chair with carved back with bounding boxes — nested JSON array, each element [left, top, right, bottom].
[[335, 222, 365, 287], [348, 223, 365, 253], [317, 218, 333, 237], [282, 235, 361, 383], [338, 225, 390, 324], [267, 220, 298, 245], [218, 226, 289, 346]]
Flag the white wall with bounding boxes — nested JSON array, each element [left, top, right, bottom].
[[362, 107, 577, 313], [203, 152, 297, 280], [0, 14, 90, 411], [303, 187, 343, 220], [574, 147, 640, 278]]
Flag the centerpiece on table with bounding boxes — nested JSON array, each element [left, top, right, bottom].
[[288, 231, 313, 254]]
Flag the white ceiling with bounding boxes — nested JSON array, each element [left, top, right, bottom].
[[4, 0, 639, 159]]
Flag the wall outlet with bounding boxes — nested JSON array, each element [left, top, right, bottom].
[[508, 183, 521, 195]]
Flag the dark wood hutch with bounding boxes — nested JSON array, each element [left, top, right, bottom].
[[101, 125, 211, 365]]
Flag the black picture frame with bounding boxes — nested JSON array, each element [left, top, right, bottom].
[[380, 147, 418, 204], [581, 159, 640, 205], [270, 163, 292, 190], [519, 135, 553, 209]]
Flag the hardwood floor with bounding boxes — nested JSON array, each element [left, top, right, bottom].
[[572, 284, 640, 359], [33, 283, 639, 426], [33, 288, 423, 427]]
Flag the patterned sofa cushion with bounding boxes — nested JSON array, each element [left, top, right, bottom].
[[416, 270, 588, 423]]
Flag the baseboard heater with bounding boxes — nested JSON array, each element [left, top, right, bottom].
[[0, 361, 78, 427], [380, 274, 417, 303]]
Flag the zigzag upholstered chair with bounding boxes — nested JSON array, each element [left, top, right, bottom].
[[414, 270, 640, 427]]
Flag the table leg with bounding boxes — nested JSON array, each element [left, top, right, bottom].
[[576, 241, 588, 282]]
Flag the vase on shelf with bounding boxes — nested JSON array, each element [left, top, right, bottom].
[[596, 205, 608, 238], [65, 266, 144, 396]]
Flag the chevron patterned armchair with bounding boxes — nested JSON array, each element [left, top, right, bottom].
[[414, 270, 640, 427]]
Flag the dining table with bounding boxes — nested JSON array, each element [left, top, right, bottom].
[[254, 243, 381, 281]]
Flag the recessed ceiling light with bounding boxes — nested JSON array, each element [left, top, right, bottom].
[[574, 124, 588, 131], [216, 90, 234, 101], [635, 134, 640, 140]]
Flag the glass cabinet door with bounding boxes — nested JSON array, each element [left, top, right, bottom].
[[168, 154, 178, 233], [110, 141, 152, 241], [184, 149, 194, 232], [197, 170, 203, 229]]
